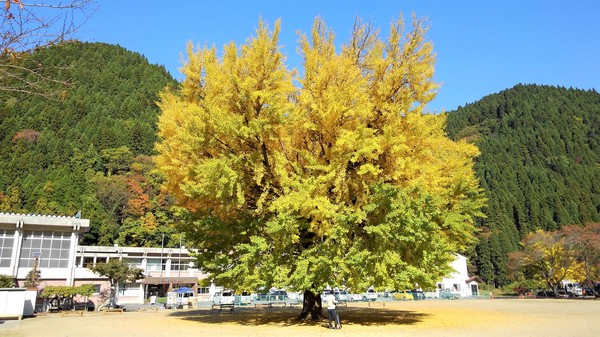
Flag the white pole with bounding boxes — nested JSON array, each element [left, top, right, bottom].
[[178, 234, 182, 277], [160, 233, 164, 277]]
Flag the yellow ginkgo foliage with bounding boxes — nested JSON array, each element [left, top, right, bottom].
[[155, 15, 485, 317]]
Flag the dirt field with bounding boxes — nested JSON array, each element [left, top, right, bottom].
[[1, 298, 598, 337]]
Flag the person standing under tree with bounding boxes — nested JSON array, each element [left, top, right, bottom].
[[325, 290, 341, 329]]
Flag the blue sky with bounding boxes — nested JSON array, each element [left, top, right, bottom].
[[77, 0, 599, 113]]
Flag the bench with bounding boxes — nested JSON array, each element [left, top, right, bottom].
[[211, 303, 234, 313]]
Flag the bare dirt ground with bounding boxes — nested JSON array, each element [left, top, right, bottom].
[[1, 298, 599, 337]]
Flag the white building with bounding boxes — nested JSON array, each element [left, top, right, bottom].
[[0, 212, 89, 286], [74, 245, 208, 305], [0, 212, 207, 307], [436, 253, 479, 297]]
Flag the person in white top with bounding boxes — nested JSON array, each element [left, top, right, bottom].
[[325, 290, 341, 329]]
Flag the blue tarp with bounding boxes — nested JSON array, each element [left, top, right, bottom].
[[175, 287, 193, 294]]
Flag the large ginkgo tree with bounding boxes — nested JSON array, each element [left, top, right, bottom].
[[155, 15, 485, 319]]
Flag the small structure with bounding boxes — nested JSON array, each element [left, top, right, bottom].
[[436, 254, 479, 298], [0, 288, 26, 320]]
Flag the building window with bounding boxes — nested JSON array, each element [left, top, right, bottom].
[[83, 256, 94, 268], [170, 260, 190, 271], [19, 231, 71, 268], [118, 283, 140, 296], [122, 258, 142, 268], [0, 229, 14, 267], [198, 287, 210, 294], [146, 258, 164, 271]]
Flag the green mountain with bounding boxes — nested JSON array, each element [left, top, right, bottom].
[[0, 42, 179, 246], [445, 84, 600, 286]]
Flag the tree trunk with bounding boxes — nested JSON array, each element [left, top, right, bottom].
[[109, 285, 117, 308], [297, 289, 326, 320]]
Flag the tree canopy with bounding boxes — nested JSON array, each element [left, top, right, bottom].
[[155, 16, 485, 295], [91, 259, 144, 286], [508, 223, 600, 296]]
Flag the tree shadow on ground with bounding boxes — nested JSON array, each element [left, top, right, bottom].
[[168, 305, 428, 327]]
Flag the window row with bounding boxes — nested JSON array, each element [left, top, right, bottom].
[[0, 230, 14, 267], [19, 231, 72, 269]]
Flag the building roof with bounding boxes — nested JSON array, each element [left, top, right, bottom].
[[0, 212, 90, 232]]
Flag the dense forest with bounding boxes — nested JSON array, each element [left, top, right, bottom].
[[0, 42, 181, 246], [446, 84, 600, 286], [1, 43, 599, 287]]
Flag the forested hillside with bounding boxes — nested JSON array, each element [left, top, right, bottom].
[[446, 84, 600, 286], [0, 42, 180, 246]]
